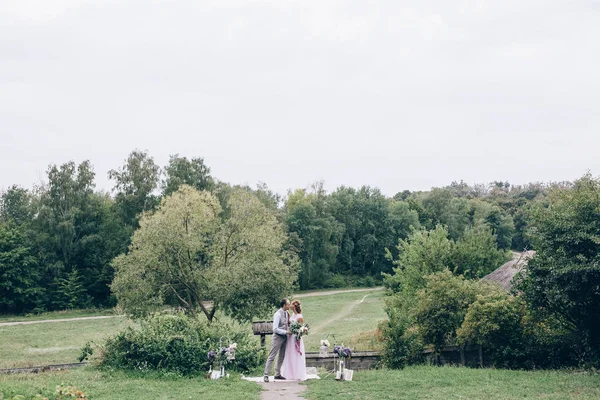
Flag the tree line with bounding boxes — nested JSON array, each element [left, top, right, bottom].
[[0, 149, 559, 314], [381, 174, 600, 368]]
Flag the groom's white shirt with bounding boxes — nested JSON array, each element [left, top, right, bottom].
[[272, 309, 287, 336]]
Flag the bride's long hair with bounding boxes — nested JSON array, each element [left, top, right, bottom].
[[291, 300, 302, 314]]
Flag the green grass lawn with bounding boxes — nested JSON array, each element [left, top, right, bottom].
[[297, 288, 386, 351], [303, 366, 600, 400], [0, 317, 132, 369], [2, 365, 599, 400], [0, 367, 261, 400], [0, 289, 385, 369]]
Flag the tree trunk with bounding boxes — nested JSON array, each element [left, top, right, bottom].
[[479, 345, 484, 368]]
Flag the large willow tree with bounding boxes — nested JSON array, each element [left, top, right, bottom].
[[111, 185, 298, 322]]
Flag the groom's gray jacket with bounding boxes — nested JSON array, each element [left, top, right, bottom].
[[272, 309, 288, 337]]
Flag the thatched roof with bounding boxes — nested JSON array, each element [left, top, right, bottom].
[[481, 251, 535, 291]]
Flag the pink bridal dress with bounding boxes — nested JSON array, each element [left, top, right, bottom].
[[280, 313, 307, 381]]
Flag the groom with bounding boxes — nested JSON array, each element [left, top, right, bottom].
[[263, 298, 291, 382]]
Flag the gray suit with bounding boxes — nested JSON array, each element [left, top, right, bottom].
[[263, 308, 288, 377]]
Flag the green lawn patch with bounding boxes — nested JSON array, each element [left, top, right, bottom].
[[303, 366, 600, 400], [0, 367, 261, 400], [0, 317, 132, 369]]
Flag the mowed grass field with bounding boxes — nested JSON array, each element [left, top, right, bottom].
[[0, 317, 132, 369], [304, 366, 600, 400], [2, 365, 600, 400], [0, 368, 261, 400]]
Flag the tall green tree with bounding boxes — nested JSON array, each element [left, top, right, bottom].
[[451, 225, 510, 279], [35, 161, 95, 277], [111, 185, 298, 322], [0, 221, 42, 313], [329, 186, 400, 277], [285, 187, 343, 289], [413, 270, 490, 353], [109, 150, 160, 228], [383, 225, 453, 293], [161, 154, 213, 196], [518, 173, 600, 363]]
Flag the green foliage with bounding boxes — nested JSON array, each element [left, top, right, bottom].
[[78, 342, 94, 363], [55, 269, 92, 310], [329, 186, 416, 278], [451, 225, 511, 279], [161, 154, 214, 196], [111, 185, 298, 322], [108, 150, 160, 228], [384, 225, 509, 292], [518, 173, 600, 366], [380, 292, 423, 369], [0, 147, 554, 314], [2, 384, 88, 400], [383, 226, 453, 293], [285, 186, 343, 289], [99, 312, 265, 375], [457, 292, 527, 367], [0, 222, 42, 313], [412, 270, 491, 352]]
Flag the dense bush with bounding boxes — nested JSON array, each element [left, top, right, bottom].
[[97, 312, 265, 375], [379, 292, 423, 369], [324, 274, 380, 288], [518, 174, 600, 367]]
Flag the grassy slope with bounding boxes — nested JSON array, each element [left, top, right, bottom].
[[0, 289, 385, 369], [303, 366, 600, 400], [0, 318, 132, 369], [298, 289, 386, 351]]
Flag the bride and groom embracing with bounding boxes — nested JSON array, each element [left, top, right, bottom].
[[263, 298, 307, 382]]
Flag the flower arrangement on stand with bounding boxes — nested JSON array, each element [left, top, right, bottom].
[[207, 339, 237, 379], [333, 344, 353, 381]]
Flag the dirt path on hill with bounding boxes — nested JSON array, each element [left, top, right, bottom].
[[0, 315, 118, 327], [294, 287, 383, 298], [309, 293, 372, 334]]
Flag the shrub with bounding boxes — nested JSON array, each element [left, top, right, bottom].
[[457, 293, 527, 367], [380, 292, 423, 368], [324, 274, 347, 288], [412, 270, 492, 353], [97, 312, 265, 375]]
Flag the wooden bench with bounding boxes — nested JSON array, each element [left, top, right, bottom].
[[252, 320, 273, 347]]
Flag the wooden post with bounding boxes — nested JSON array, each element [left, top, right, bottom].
[[460, 346, 465, 366], [260, 334, 266, 348]]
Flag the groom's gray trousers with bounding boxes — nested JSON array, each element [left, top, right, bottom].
[[264, 333, 287, 376]]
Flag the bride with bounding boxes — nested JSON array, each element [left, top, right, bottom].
[[280, 300, 307, 381]]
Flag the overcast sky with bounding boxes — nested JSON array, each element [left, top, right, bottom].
[[2, 1, 599, 197]]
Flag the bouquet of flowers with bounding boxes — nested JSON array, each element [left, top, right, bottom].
[[208, 343, 237, 365], [290, 321, 310, 340], [333, 345, 352, 359], [289, 321, 309, 355]]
